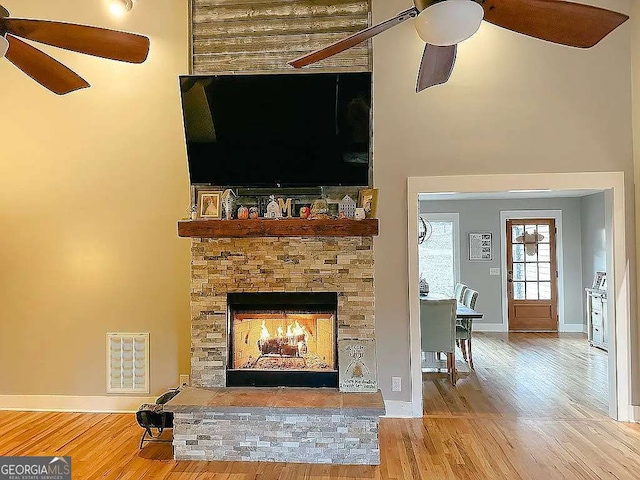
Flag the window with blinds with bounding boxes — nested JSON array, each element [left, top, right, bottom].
[[106, 333, 149, 394]]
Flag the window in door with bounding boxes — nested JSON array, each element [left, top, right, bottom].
[[418, 213, 460, 296]]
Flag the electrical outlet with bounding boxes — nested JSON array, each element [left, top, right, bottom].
[[392, 376, 401, 392], [489, 268, 500, 276], [180, 374, 190, 387]]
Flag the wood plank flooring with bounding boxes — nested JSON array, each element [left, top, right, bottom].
[[1, 333, 639, 479], [423, 332, 609, 419]]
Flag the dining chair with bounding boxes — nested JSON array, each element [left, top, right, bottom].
[[420, 298, 457, 385], [457, 288, 479, 369], [462, 288, 478, 310], [453, 283, 469, 354], [454, 283, 468, 303], [456, 320, 474, 370]]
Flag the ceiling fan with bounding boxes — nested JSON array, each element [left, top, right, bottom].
[[0, 4, 150, 95], [289, 0, 629, 92]]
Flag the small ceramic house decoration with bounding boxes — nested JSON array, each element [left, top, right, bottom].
[[265, 195, 282, 219], [339, 195, 357, 218]]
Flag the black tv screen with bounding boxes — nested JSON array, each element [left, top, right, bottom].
[[179, 72, 371, 187]]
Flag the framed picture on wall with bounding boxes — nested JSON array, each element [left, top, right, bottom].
[[592, 271, 606, 291], [469, 232, 492, 261]]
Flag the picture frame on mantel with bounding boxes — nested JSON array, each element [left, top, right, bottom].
[[197, 190, 222, 219], [358, 188, 378, 219]]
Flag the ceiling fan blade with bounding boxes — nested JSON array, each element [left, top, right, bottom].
[[481, 0, 629, 48], [0, 5, 9, 17], [289, 7, 418, 68], [2, 18, 150, 63], [4, 34, 90, 95], [416, 43, 456, 92]]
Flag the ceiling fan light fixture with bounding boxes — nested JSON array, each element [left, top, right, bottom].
[[415, 0, 484, 46], [109, 0, 133, 17], [0, 35, 8, 58]]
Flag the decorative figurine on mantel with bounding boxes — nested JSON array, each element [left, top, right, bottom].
[[339, 195, 357, 219], [278, 198, 293, 218], [221, 189, 237, 220], [266, 195, 282, 219], [237, 205, 249, 220], [189, 185, 197, 219], [311, 199, 328, 214], [309, 199, 329, 219]]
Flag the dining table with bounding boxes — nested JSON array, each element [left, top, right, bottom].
[[419, 292, 484, 319]]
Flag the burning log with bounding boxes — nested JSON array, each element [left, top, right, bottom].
[[257, 319, 309, 358], [257, 334, 307, 357]]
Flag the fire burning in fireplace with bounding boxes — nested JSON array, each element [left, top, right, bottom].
[[227, 292, 338, 387], [230, 313, 335, 372], [258, 320, 308, 358]]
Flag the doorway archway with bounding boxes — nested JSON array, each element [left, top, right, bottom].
[[407, 172, 630, 420]]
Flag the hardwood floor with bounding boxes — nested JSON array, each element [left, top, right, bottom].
[[1, 333, 639, 479], [423, 332, 609, 419]]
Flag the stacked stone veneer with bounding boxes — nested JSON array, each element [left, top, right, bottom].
[[190, 236, 375, 387], [172, 411, 380, 464]]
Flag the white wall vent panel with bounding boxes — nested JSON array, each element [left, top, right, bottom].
[[107, 333, 149, 394]]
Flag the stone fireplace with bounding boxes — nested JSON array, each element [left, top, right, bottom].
[[167, 225, 383, 465], [227, 292, 338, 388], [190, 236, 375, 388]]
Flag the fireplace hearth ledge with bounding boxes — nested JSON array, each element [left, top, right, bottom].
[[164, 386, 385, 415], [165, 387, 385, 464]]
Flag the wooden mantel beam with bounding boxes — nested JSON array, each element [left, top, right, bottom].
[[177, 218, 379, 238]]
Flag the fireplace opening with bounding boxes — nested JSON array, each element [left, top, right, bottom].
[[227, 292, 338, 388]]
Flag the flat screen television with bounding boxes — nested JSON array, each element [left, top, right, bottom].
[[179, 72, 371, 187]]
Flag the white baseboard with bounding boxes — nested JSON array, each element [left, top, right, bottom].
[[383, 400, 416, 418], [473, 324, 586, 334], [0, 395, 155, 413], [560, 324, 587, 333], [473, 323, 508, 332]]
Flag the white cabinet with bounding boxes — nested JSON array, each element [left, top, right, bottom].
[[586, 288, 607, 351]]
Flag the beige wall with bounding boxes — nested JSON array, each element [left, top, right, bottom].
[[0, 0, 191, 396], [372, 0, 635, 402]]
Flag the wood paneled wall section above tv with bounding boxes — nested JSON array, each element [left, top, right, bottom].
[[190, 0, 371, 74]]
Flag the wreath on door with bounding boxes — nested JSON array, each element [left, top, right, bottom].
[[515, 230, 544, 256]]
